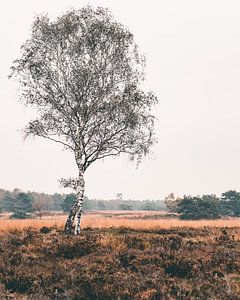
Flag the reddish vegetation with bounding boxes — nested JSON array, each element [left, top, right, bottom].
[[0, 226, 239, 299]]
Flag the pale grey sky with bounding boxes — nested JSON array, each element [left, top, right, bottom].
[[1, 0, 240, 200]]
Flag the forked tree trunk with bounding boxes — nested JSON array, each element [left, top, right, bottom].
[[64, 169, 85, 235]]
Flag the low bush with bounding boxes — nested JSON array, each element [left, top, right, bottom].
[[0, 227, 239, 299]]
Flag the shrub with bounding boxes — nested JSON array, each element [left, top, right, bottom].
[[10, 211, 30, 219], [220, 190, 240, 217], [177, 195, 220, 220]]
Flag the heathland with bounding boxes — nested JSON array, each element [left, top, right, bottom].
[[0, 211, 240, 299]]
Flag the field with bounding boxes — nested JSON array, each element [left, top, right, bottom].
[[0, 211, 240, 299], [1, 210, 240, 233]]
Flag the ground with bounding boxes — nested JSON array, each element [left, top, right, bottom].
[[0, 223, 240, 299]]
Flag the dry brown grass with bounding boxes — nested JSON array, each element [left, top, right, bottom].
[[98, 233, 128, 252], [0, 217, 66, 233], [82, 215, 240, 229], [0, 211, 240, 233]]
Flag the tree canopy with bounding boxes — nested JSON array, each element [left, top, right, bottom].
[[10, 7, 157, 170], [10, 6, 157, 234]]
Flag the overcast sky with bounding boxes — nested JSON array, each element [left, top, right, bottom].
[[1, 0, 240, 200]]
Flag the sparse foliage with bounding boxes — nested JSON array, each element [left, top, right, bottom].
[[32, 198, 45, 219], [164, 193, 180, 212]]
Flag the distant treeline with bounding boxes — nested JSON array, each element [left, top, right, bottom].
[[1, 188, 240, 220], [0, 189, 65, 213], [0, 188, 166, 218], [165, 190, 240, 220], [62, 194, 166, 212]]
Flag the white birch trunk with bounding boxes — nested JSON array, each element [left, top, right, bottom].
[[74, 170, 85, 235], [64, 150, 85, 234], [64, 199, 78, 234], [64, 170, 85, 234]]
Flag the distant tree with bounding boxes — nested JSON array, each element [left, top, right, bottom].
[[11, 192, 34, 219], [32, 198, 45, 219], [141, 201, 156, 211], [82, 196, 91, 211], [10, 6, 157, 235], [98, 201, 106, 210], [154, 200, 168, 211], [1, 191, 15, 212], [61, 194, 77, 213], [220, 190, 240, 217], [164, 193, 180, 212], [0, 189, 6, 209], [12, 188, 22, 195], [62, 194, 90, 213], [119, 203, 132, 210], [177, 195, 220, 220], [52, 193, 65, 211]]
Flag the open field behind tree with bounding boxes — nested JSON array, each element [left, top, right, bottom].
[[1, 211, 240, 234]]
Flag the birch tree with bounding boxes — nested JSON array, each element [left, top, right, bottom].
[[10, 6, 158, 235]]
